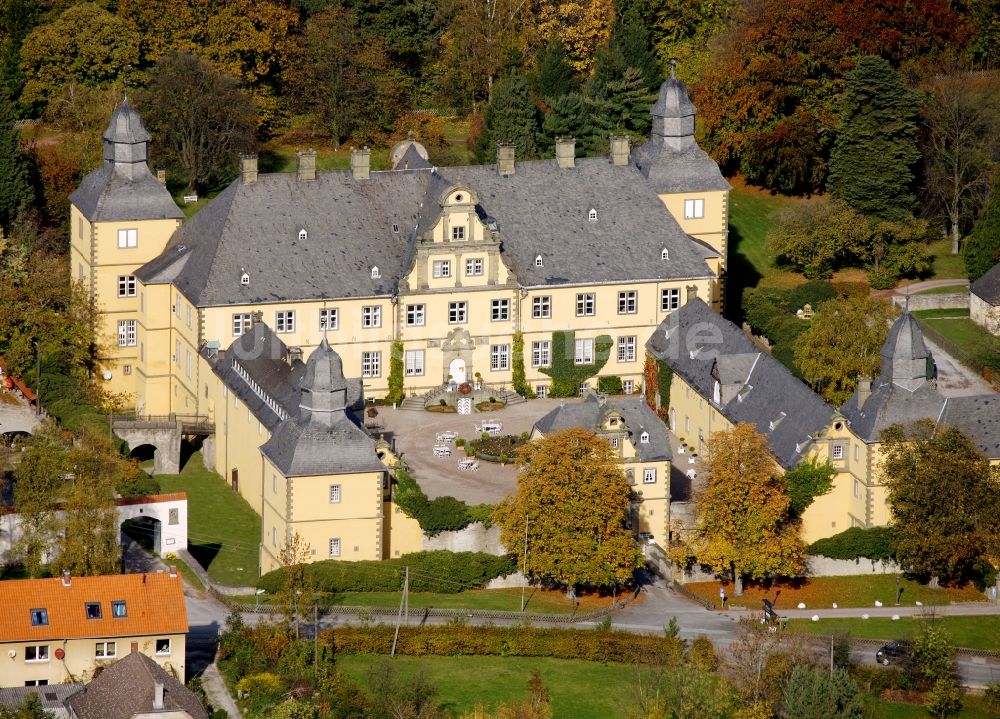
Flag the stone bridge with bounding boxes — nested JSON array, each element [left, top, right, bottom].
[[111, 414, 214, 474]]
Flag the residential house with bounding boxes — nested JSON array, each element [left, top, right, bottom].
[[970, 261, 1000, 335]]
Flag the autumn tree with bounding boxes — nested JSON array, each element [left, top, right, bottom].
[[592, 4, 661, 91], [474, 73, 540, 163], [629, 0, 734, 82], [963, 172, 1000, 280], [0, 0, 39, 108], [11, 420, 69, 577], [880, 421, 1000, 585], [535, 0, 615, 74], [683, 423, 805, 595], [793, 295, 897, 404], [493, 427, 642, 592], [919, 70, 1000, 255], [779, 666, 865, 719], [139, 52, 256, 192], [625, 665, 737, 719], [767, 201, 872, 280], [828, 56, 921, 221]]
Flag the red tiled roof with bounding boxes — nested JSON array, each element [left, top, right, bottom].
[[0, 573, 187, 643], [0, 357, 36, 401]]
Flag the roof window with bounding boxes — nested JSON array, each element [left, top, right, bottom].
[[639, 431, 649, 444], [535, 255, 543, 267], [588, 208, 598, 222], [30, 609, 48, 626], [111, 600, 127, 618], [298, 229, 307, 241], [371, 266, 380, 279], [392, 223, 400, 233], [85, 602, 102, 620], [661, 248, 669, 260], [240, 272, 250, 286]]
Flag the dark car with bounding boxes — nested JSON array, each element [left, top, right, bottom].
[[876, 640, 913, 666]]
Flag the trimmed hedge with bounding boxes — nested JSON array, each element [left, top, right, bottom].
[[324, 625, 685, 665], [393, 467, 493, 535], [808, 526, 895, 562], [257, 551, 516, 594], [597, 375, 623, 394]]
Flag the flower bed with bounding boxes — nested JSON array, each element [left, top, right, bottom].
[[471, 434, 526, 463], [475, 400, 506, 411]]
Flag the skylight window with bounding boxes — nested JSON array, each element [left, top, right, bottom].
[[30, 609, 48, 626], [639, 431, 649, 444]]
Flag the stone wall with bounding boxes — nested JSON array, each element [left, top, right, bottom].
[[422, 522, 505, 555], [891, 292, 968, 312], [970, 293, 1000, 335], [672, 554, 902, 584]]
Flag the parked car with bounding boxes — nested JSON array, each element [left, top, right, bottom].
[[876, 640, 913, 666]]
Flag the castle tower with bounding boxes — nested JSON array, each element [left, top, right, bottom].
[[880, 310, 933, 392]]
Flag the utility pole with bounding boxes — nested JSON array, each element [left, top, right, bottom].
[[520, 514, 529, 612], [32, 340, 40, 416], [392, 566, 409, 657]]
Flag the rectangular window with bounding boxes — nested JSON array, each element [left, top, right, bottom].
[[24, 680, 48, 687], [117, 275, 136, 297], [85, 603, 102, 620], [175, 293, 182, 319], [95, 642, 116, 659], [617, 336, 636, 363], [185, 350, 192, 378], [683, 198, 705, 219], [610, 437, 619, 449], [832, 445, 844, 460], [623, 379, 634, 394], [448, 302, 467, 324], [490, 344, 510, 371], [491, 299, 510, 321], [451, 226, 465, 241], [117, 228, 137, 248], [854, 444, 860, 462], [531, 341, 551, 368], [643, 468, 656, 484], [465, 258, 484, 276], [329, 538, 341, 557], [186, 305, 192, 328], [175, 340, 181, 367], [575, 338, 594, 365], [535, 385, 548, 399], [661, 288, 681, 312], [155, 638, 171, 656], [24, 645, 49, 663], [29, 609, 47, 626], [532, 296, 551, 319], [406, 304, 425, 326], [853, 480, 861, 498], [576, 293, 595, 317], [362, 306, 381, 328], [118, 320, 136, 347], [362, 351, 381, 378], [432, 260, 451, 278], [618, 291, 637, 314], [319, 308, 338, 331], [329, 484, 341, 503], [275, 310, 295, 333], [405, 349, 424, 376], [232, 313, 251, 337]]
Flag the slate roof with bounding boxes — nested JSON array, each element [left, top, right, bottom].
[[104, 97, 150, 145], [881, 311, 928, 362], [0, 573, 187, 643], [646, 299, 835, 468], [534, 394, 672, 462], [67, 652, 208, 719], [839, 380, 946, 443], [971, 261, 1000, 304], [632, 141, 731, 194], [939, 395, 1000, 457], [136, 156, 715, 306], [69, 164, 184, 223], [651, 76, 696, 119], [0, 684, 81, 718]]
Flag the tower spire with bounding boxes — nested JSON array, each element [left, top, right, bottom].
[[669, 58, 676, 79]]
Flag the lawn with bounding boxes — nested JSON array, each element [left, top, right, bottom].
[[154, 452, 260, 586], [915, 284, 969, 295], [334, 654, 633, 718], [684, 575, 984, 610], [913, 308, 972, 319], [296, 587, 617, 614], [926, 239, 970, 280], [922, 316, 996, 351], [873, 695, 996, 718], [789, 615, 1000, 652]]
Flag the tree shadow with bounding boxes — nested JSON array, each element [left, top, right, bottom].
[[725, 222, 764, 324], [188, 542, 222, 573], [256, 148, 289, 174]]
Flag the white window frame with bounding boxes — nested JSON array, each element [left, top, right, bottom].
[[24, 645, 49, 663], [661, 288, 680, 312], [186, 350, 192, 378], [117, 275, 136, 297], [576, 293, 595, 317], [405, 349, 425, 376], [451, 226, 465, 241], [575, 338, 594, 365], [491, 299, 510, 321], [117, 320, 136, 347], [622, 379, 634, 394], [117, 228, 137, 248], [618, 291, 637, 315], [319, 308, 338, 331], [532, 296, 551, 319], [329, 484, 342, 503], [362, 306, 381, 328], [275, 310, 295, 333], [531, 341, 551, 368], [432, 260, 451, 278], [490, 344, 510, 371], [535, 385, 548, 399], [155, 638, 171, 656], [361, 351, 381, 378], [465, 258, 484, 276], [643, 468, 656, 484], [617, 336, 636, 363], [175, 340, 181, 367], [329, 538, 341, 557], [448, 301, 467, 324], [95, 641, 117, 659], [832, 445, 844, 461], [683, 198, 705, 219], [233, 313, 252, 337], [406, 304, 425, 327]]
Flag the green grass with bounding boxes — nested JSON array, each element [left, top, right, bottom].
[[170, 557, 206, 592], [334, 655, 633, 718], [922, 316, 996, 350], [286, 587, 610, 614], [789, 615, 1000, 652], [728, 186, 796, 280], [926, 239, 970, 280], [915, 284, 969, 295], [913, 308, 971, 319], [873, 695, 996, 719], [154, 452, 260, 586]]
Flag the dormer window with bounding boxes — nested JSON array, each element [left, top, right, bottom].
[[298, 229, 307, 241], [371, 266, 380, 279], [451, 226, 465, 241], [240, 272, 250, 286], [535, 255, 543, 267], [588, 208, 598, 222], [661, 248, 669, 260], [639, 431, 649, 444], [392, 223, 400, 233]]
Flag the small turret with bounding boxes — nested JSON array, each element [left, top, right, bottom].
[[880, 310, 932, 392], [650, 60, 696, 151], [298, 337, 348, 425], [103, 97, 151, 180]]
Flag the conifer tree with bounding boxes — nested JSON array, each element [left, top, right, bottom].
[[536, 39, 576, 101], [828, 56, 921, 221], [0, 91, 32, 233], [963, 176, 1000, 280], [593, 4, 660, 91], [474, 72, 540, 163], [540, 92, 591, 154], [587, 67, 655, 151]]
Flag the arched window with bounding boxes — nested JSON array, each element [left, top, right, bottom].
[[371, 266, 381, 279], [588, 208, 598, 221], [298, 229, 307, 241], [240, 272, 250, 286], [534, 255, 543, 267]]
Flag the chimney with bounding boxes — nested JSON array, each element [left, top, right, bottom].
[[350, 147, 370, 181], [296, 149, 316, 181], [857, 377, 872, 407], [156, 169, 166, 185], [610, 136, 630, 166], [131, 641, 139, 654], [287, 347, 303, 366], [240, 154, 258, 184], [555, 138, 575, 169], [61, 569, 71, 587], [153, 682, 165, 710], [168, 565, 177, 578], [496, 143, 515, 177], [686, 285, 698, 303]]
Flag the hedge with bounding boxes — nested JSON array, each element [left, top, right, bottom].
[[597, 375, 623, 394], [392, 467, 494, 535], [540, 331, 613, 397], [257, 550, 516, 594], [807, 526, 895, 562], [324, 625, 685, 665]]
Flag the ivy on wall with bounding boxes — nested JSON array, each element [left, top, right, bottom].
[[643, 353, 671, 420], [540, 331, 613, 397], [385, 340, 404, 405], [511, 331, 536, 398]]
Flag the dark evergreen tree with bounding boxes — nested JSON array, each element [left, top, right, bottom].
[[780, 666, 865, 719], [593, 4, 661, 91], [964, 175, 1000, 280], [0, 94, 31, 232], [586, 67, 655, 152], [536, 40, 576, 101], [540, 92, 591, 155], [474, 72, 540, 163], [828, 56, 921, 221], [0, 0, 39, 108]]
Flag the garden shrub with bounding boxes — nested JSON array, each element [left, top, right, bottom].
[[472, 434, 526, 461], [688, 636, 717, 671], [257, 551, 515, 594], [236, 672, 284, 700], [540, 331, 613, 396], [787, 280, 837, 311], [807, 526, 895, 562], [393, 467, 486, 535]]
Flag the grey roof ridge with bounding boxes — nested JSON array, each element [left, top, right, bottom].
[[743, 352, 762, 384]]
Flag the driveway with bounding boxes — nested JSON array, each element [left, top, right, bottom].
[[378, 398, 573, 504], [924, 336, 997, 397], [0, 395, 40, 437]]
